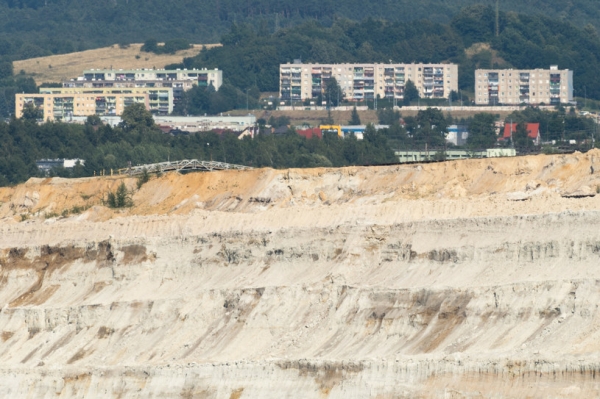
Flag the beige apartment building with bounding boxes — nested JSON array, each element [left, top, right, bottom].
[[41, 87, 174, 114], [279, 62, 458, 102], [475, 65, 573, 105], [15, 93, 149, 121]]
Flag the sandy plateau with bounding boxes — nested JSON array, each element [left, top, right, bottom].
[[1, 151, 600, 397]]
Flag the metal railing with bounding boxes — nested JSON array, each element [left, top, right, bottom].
[[118, 159, 253, 176]]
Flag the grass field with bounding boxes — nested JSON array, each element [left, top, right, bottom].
[[14, 43, 220, 84]]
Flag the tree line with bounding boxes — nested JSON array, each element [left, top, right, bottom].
[[2, 101, 597, 187], [0, 104, 397, 186]]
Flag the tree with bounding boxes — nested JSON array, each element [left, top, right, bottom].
[[377, 108, 401, 125], [120, 103, 154, 132], [85, 114, 103, 126], [467, 113, 497, 149], [141, 38, 158, 53], [324, 77, 343, 107], [513, 122, 533, 148], [449, 90, 460, 103], [413, 108, 448, 147], [403, 80, 419, 105], [21, 103, 43, 121], [349, 106, 361, 125], [106, 182, 133, 208]]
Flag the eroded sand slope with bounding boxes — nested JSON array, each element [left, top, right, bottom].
[[1, 151, 600, 398]]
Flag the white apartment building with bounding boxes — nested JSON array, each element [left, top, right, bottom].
[[279, 62, 458, 102], [475, 65, 573, 105], [81, 68, 223, 91]]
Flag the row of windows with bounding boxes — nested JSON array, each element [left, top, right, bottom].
[[478, 72, 564, 78], [477, 86, 566, 90], [478, 79, 559, 85]]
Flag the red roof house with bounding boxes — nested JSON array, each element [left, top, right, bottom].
[[296, 127, 322, 139], [502, 123, 541, 145]]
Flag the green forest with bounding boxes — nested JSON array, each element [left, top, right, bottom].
[[0, 0, 600, 62]]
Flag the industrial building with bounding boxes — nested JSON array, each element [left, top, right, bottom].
[[395, 149, 516, 163], [36, 158, 85, 174], [15, 93, 149, 121], [475, 65, 573, 105], [279, 62, 458, 102]]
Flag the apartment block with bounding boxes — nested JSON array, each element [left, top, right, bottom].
[[62, 79, 195, 105], [15, 93, 149, 121], [279, 62, 458, 102], [41, 87, 174, 115], [475, 65, 573, 105], [81, 68, 223, 91]]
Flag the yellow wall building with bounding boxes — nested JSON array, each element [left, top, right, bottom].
[[41, 86, 173, 115], [15, 93, 149, 121]]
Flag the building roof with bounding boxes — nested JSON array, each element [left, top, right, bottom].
[[296, 127, 322, 139], [503, 123, 540, 140]]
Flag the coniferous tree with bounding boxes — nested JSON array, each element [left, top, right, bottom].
[[349, 106, 361, 125]]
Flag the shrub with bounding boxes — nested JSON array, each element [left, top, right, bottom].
[[105, 182, 133, 208], [136, 168, 150, 189]]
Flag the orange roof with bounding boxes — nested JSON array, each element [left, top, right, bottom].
[[296, 127, 322, 139], [503, 123, 540, 139]]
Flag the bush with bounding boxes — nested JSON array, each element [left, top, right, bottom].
[[136, 168, 150, 189], [141, 38, 190, 54], [105, 182, 133, 208]]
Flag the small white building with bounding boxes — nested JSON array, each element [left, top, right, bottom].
[[36, 158, 85, 173]]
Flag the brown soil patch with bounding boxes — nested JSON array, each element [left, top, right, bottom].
[[67, 347, 94, 364], [97, 326, 115, 339], [120, 244, 154, 264], [1, 331, 13, 342], [229, 388, 244, 399]]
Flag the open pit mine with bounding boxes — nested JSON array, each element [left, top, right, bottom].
[[1, 151, 600, 398]]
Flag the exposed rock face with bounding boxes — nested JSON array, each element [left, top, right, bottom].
[[1, 152, 600, 397]]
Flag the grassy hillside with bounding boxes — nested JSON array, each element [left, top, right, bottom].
[[14, 44, 219, 84]]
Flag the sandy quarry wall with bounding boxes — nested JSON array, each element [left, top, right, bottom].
[[1, 151, 600, 397]]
